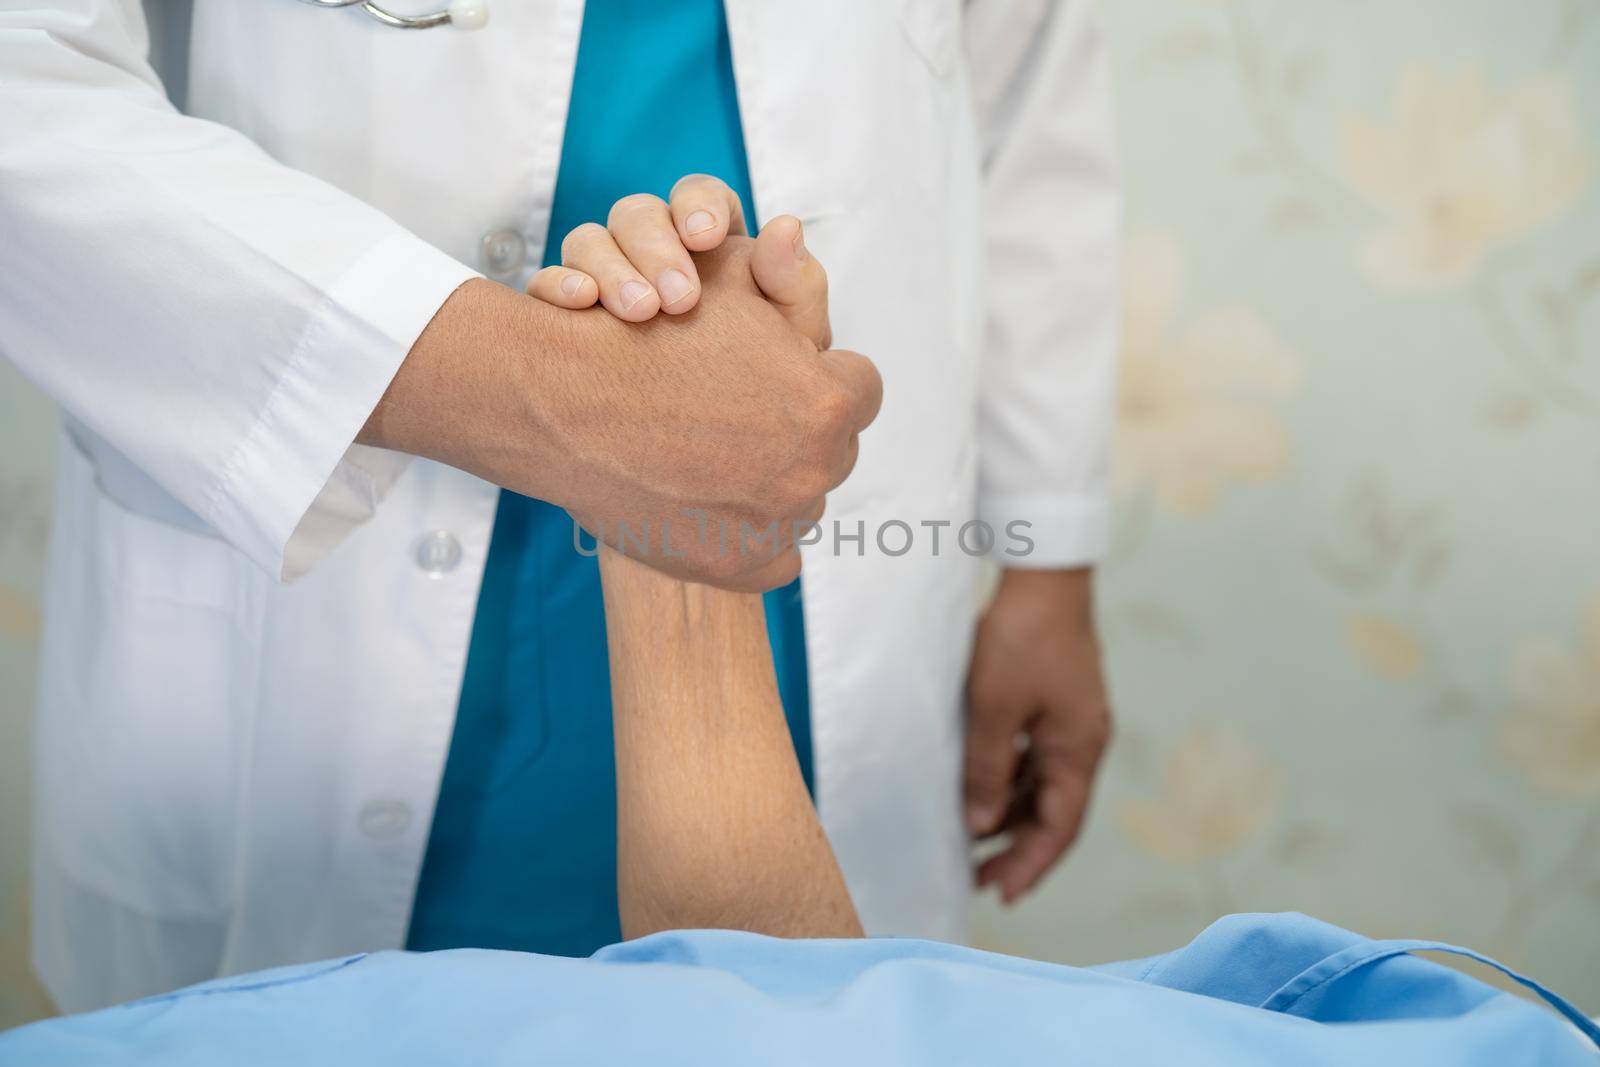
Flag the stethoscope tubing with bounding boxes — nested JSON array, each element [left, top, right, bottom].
[[293, 0, 462, 30]]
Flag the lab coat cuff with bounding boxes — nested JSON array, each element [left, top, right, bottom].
[[203, 234, 481, 581], [976, 491, 1108, 570]]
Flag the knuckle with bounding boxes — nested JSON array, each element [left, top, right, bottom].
[[776, 440, 832, 498], [608, 193, 665, 226], [561, 223, 607, 260], [809, 379, 856, 438], [670, 172, 723, 197], [785, 472, 830, 510]]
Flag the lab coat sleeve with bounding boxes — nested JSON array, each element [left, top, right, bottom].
[[965, 0, 1120, 568], [0, 1, 481, 581]]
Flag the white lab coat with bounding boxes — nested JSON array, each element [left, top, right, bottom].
[[0, 0, 1119, 1012]]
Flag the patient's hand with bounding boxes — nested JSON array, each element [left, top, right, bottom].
[[598, 546, 863, 941], [526, 173, 831, 349]]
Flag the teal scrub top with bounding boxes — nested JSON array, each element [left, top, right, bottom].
[[406, 0, 813, 957]]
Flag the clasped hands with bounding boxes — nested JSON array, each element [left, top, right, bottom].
[[521, 174, 877, 590]]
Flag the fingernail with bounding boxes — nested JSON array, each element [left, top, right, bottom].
[[791, 221, 808, 261], [685, 210, 716, 236], [559, 273, 585, 297], [656, 268, 694, 308], [965, 802, 997, 835], [620, 280, 652, 310]]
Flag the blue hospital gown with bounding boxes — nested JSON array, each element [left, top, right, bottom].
[[4, 913, 1595, 1065]]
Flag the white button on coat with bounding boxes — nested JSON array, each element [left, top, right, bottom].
[[357, 800, 413, 840], [478, 229, 525, 277], [415, 531, 463, 575]]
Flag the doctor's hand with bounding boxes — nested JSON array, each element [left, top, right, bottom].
[[362, 233, 877, 593], [964, 567, 1112, 905]]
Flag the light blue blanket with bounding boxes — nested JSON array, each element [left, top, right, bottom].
[[3, 913, 1595, 1065]]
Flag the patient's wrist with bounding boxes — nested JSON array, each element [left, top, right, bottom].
[[598, 546, 766, 633], [597, 545, 775, 712]]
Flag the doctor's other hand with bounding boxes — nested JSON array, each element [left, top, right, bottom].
[[964, 567, 1112, 905], [360, 236, 878, 592]]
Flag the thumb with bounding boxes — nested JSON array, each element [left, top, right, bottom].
[[752, 215, 832, 349]]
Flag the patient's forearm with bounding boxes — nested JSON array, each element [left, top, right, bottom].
[[598, 548, 863, 941]]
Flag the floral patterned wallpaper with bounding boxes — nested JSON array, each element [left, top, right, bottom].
[[0, 0, 1596, 1033], [974, 0, 1600, 1013]]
